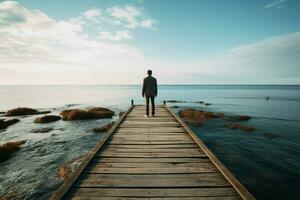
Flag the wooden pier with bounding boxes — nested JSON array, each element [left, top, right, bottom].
[[51, 104, 255, 200]]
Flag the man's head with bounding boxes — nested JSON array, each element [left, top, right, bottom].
[[147, 70, 152, 76]]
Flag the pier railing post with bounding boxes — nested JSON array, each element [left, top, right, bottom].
[[131, 99, 134, 106]]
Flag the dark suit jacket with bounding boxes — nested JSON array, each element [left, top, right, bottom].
[[142, 75, 157, 97]]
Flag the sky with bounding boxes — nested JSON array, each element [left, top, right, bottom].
[[0, 0, 299, 84]]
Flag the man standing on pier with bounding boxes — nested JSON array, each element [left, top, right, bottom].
[[142, 70, 158, 117]]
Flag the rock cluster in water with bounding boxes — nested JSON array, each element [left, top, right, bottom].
[[166, 100, 186, 103], [179, 108, 254, 132], [93, 122, 116, 133], [179, 109, 217, 126], [5, 107, 51, 116], [60, 107, 114, 121], [0, 119, 20, 130], [226, 123, 256, 132], [0, 140, 26, 162], [34, 115, 61, 123]]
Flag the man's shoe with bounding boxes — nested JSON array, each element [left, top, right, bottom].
[[144, 115, 148, 118]]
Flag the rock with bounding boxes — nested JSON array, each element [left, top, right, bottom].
[[60, 107, 114, 121], [34, 115, 61, 123], [204, 103, 211, 106], [58, 156, 85, 180], [60, 109, 91, 120], [93, 122, 116, 133], [5, 107, 51, 116], [179, 109, 216, 126], [227, 123, 256, 132], [5, 107, 38, 116], [0, 140, 26, 162], [195, 101, 204, 104], [0, 119, 20, 130], [166, 100, 185, 103], [264, 132, 280, 140], [32, 127, 54, 133], [88, 107, 114, 118]]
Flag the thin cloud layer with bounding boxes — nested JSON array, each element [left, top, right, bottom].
[[263, 0, 288, 9]]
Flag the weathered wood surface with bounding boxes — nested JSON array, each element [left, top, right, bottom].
[[52, 105, 254, 200]]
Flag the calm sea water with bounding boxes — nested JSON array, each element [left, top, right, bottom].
[[0, 85, 299, 199]]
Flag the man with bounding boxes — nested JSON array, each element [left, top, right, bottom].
[[142, 70, 158, 117]]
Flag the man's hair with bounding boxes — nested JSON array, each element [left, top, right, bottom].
[[147, 70, 152, 75]]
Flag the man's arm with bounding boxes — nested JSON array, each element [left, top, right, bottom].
[[142, 78, 145, 97]]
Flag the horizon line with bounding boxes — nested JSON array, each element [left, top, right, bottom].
[[0, 84, 299, 86]]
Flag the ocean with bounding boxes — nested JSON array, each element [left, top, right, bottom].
[[0, 85, 299, 199]]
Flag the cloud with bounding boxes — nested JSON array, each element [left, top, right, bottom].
[[107, 5, 156, 29], [263, 0, 288, 9], [0, 1, 147, 84], [83, 8, 101, 23], [99, 30, 132, 41], [84, 9, 101, 18], [140, 19, 156, 30]]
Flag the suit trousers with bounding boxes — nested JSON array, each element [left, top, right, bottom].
[[145, 96, 155, 116]]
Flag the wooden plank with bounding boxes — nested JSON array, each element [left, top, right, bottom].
[[75, 173, 229, 187], [103, 144, 199, 149], [116, 127, 186, 133], [67, 188, 239, 197], [87, 162, 214, 168], [92, 157, 210, 163], [119, 125, 181, 128], [97, 152, 207, 158], [114, 132, 185, 135], [84, 166, 217, 174], [121, 121, 179, 125], [125, 118, 177, 121], [128, 114, 170, 118], [76, 173, 224, 179], [125, 116, 174, 119], [130, 111, 169, 113], [101, 148, 203, 153], [70, 196, 242, 200], [108, 140, 196, 145], [111, 135, 191, 141]]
